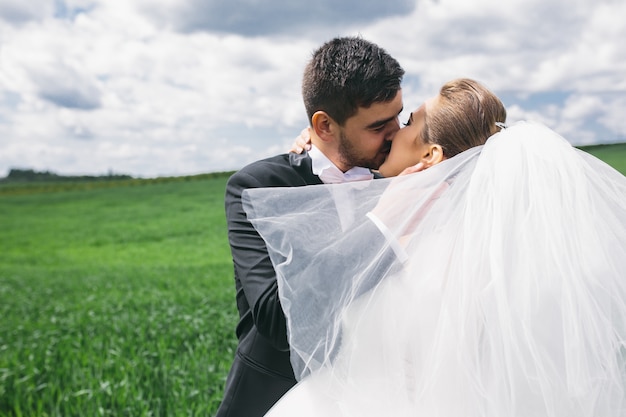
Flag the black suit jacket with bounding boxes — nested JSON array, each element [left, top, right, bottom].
[[216, 152, 323, 417], [216, 152, 397, 417]]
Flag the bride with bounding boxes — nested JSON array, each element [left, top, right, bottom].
[[243, 79, 626, 417]]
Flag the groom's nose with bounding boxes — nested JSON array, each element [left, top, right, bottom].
[[386, 117, 401, 141]]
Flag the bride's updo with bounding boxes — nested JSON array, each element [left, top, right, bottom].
[[424, 78, 507, 158]]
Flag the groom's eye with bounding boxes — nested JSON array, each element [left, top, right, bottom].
[[370, 124, 386, 132]]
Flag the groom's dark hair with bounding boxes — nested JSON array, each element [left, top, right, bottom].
[[302, 36, 404, 126]]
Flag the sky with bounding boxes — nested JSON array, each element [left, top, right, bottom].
[[0, 0, 624, 178]]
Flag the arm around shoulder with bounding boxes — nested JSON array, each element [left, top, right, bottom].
[[225, 167, 290, 350]]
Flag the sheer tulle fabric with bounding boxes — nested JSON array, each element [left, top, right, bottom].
[[243, 121, 626, 417]]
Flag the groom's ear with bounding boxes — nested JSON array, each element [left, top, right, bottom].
[[311, 111, 337, 143], [420, 144, 444, 168]]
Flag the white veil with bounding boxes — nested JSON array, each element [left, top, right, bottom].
[[243, 121, 626, 416]]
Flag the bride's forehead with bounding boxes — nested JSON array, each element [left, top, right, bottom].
[[412, 103, 427, 119], [412, 95, 440, 119]]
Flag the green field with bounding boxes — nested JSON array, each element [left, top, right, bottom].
[[0, 175, 237, 416], [579, 142, 626, 175], [1, 145, 625, 417]]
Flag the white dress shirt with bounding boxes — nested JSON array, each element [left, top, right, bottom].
[[308, 145, 373, 230], [309, 145, 374, 184]]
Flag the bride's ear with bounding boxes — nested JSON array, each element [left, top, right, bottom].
[[311, 111, 336, 143], [420, 144, 444, 168]]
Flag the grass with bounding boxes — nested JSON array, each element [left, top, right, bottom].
[[0, 176, 237, 416], [580, 142, 626, 175], [0, 143, 624, 416]]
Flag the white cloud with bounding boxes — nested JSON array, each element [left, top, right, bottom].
[[0, 2, 317, 176], [136, 0, 415, 36], [0, 0, 54, 23], [0, 0, 624, 177], [597, 95, 626, 141]]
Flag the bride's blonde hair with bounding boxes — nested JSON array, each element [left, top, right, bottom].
[[424, 78, 507, 158]]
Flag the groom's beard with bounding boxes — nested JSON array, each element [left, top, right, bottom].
[[338, 131, 391, 170]]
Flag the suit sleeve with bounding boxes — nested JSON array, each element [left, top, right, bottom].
[[225, 168, 290, 351]]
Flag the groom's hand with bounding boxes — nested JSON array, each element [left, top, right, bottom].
[[370, 162, 425, 229], [370, 164, 446, 248], [398, 162, 425, 176]]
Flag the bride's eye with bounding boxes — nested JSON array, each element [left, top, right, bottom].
[[403, 118, 411, 127]]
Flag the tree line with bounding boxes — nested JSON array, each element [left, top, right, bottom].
[[1, 168, 133, 183]]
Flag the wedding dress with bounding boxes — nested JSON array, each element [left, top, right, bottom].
[[243, 121, 626, 417]]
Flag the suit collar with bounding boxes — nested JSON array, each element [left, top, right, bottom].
[[289, 152, 324, 185]]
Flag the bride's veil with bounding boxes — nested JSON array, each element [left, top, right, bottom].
[[242, 121, 626, 416]]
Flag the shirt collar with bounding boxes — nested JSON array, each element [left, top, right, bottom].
[[309, 145, 374, 184]]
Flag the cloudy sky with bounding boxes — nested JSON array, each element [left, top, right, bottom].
[[0, 0, 624, 178]]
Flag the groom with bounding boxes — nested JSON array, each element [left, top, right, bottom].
[[216, 36, 404, 417]]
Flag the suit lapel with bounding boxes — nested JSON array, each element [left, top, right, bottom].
[[289, 152, 324, 185]]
